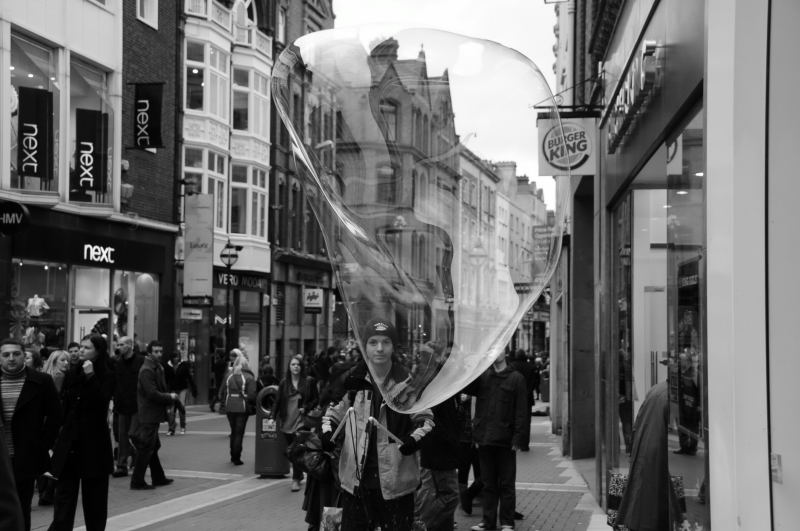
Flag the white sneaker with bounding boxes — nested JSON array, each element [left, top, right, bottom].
[[291, 480, 301, 492], [470, 524, 486, 531], [500, 526, 514, 531]]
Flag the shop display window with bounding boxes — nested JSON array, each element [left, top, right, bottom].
[[9, 259, 68, 351], [9, 34, 60, 192], [608, 107, 708, 528], [112, 271, 159, 345], [68, 58, 113, 205]]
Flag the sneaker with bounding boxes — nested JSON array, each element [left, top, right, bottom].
[[111, 468, 128, 478], [470, 524, 490, 531], [180, 428, 186, 435], [166, 429, 175, 436], [514, 511, 524, 520], [501, 526, 514, 531], [291, 480, 301, 492]]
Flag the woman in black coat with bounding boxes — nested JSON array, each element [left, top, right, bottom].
[[49, 334, 115, 531]]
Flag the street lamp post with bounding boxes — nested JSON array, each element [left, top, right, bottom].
[[220, 239, 242, 356]]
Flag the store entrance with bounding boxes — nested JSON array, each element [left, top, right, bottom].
[[73, 309, 111, 340]]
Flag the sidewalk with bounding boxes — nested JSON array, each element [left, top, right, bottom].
[[29, 404, 608, 531], [454, 402, 607, 531]]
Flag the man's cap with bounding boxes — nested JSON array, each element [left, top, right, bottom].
[[362, 318, 397, 345]]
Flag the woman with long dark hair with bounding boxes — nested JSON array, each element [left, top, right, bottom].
[[49, 334, 115, 531], [272, 354, 318, 492]]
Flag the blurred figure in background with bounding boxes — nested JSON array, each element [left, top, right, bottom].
[[111, 336, 141, 478]]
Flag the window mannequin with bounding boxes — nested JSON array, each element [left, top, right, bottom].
[[26, 294, 50, 317]]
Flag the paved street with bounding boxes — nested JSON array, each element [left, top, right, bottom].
[[30, 404, 606, 531]]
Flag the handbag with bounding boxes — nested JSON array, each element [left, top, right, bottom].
[[286, 430, 340, 482], [606, 472, 686, 529]]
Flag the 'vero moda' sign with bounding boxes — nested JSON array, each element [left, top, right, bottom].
[[72, 109, 108, 194], [537, 117, 597, 176], [133, 83, 164, 149], [17, 87, 53, 185]]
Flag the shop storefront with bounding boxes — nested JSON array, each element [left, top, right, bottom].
[[270, 258, 334, 373], [0, 207, 175, 353], [595, 0, 709, 528]]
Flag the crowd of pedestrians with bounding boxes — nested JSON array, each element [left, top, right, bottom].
[[0, 321, 550, 531]]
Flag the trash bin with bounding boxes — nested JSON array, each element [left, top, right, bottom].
[[254, 385, 290, 477]]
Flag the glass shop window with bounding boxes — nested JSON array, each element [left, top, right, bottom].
[[112, 271, 160, 345], [9, 34, 59, 192], [9, 260, 68, 351]]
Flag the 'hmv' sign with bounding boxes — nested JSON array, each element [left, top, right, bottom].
[[17, 87, 53, 182], [133, 83, 164, 149], [73, 109, 108, 194]]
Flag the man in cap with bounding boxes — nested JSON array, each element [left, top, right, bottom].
[[322, 317, 435, 531]]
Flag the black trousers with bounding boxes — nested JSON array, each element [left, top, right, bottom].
[[340, 488, 414, 531], [227, 413, 249, 461], [48, 473, 109, 531], [12, 470, 34, 531], [477, 445, 516, 529], [131, 422, 167, 485], [457, 441, 483, 498]]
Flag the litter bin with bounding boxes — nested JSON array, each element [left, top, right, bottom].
[[254, 385, 290, 477]]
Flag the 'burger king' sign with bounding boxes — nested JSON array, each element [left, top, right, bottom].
[[537, 117, 597, 176]]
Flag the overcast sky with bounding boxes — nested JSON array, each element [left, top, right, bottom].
[[331, 0, 560, 207]]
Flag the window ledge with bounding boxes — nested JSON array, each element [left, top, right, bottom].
[[0, 191, 60, 207]]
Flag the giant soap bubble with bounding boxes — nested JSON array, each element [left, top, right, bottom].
[[272, 26, 568, 413]]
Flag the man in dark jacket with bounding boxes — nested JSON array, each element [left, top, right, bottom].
[[415, 393, 460, 531], [112, 336, 143, 477], [0, 424, 24, 531], [130, 340, 178, 490], [165, 353, 195, 436], [510, 349, 535, 451], [465, 349, 528, 531], [0, 338, 62, 530]]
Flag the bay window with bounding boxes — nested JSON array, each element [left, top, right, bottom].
[[231, 164, 268, 238], [184, 40, 229, 121], [231, 69, 269, 138], [183, 147, 227, 230]]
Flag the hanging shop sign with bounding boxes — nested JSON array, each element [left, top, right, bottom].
[[303, 288, 324, 314], [0, 200, 30, 236], [537, 117, 597, 175], [17, 87, 54, 187], [183, 194, 214, 303], [132, 83, 164, 149], [604, 40, 663, 154]]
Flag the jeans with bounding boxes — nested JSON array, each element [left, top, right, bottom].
[[227, 413, 249, 460], [415, 467, 459, 531], [477, 445, 517, 529], [282, 432, 304, 480], [116, 413, 134, 469], [167, 399, 187, 431], [130, 422, 167, 485]]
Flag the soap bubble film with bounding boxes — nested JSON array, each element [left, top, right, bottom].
[[273, 26, 568, 413]]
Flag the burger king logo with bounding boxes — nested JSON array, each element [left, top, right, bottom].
[[542, 122, 592, 172]]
